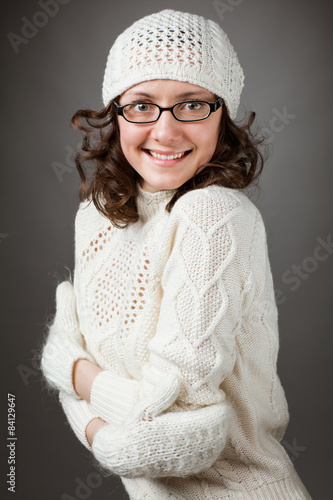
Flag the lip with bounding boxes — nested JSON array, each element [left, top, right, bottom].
[[142, 148, 192, 166]]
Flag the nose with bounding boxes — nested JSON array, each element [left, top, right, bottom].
[[149, 109, 184, 145]]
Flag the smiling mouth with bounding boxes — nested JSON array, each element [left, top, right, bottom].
[[144, 149, 191, 160]]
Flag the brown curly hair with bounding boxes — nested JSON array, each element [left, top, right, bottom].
[[71, 99, 266, 228]]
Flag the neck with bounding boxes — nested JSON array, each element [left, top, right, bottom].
[[136, 183, 177, 221]]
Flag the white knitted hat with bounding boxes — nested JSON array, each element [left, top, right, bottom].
[[102, 9, 244, 120]]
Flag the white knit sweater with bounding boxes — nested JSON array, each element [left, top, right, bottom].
[[41, 184, 312, 499]]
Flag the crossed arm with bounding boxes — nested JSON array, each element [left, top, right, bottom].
[[41, 273, 232, 478], [41, 194, 253, 478], [41, 280, 142, 450]]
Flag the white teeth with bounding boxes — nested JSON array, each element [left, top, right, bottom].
[[149, 150, 186, 160]]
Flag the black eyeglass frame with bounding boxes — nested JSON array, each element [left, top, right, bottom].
[[113, 98, 224, 123]]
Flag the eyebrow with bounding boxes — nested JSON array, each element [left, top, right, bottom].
[[124, 90, 214, 100]]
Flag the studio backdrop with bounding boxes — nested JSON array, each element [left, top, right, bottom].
[[1, 0, 332, 498]]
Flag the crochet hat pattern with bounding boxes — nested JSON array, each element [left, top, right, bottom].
[[102, 9, 244, 120]]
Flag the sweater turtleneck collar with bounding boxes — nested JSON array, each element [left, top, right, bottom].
[[136, 183, 177, 221]]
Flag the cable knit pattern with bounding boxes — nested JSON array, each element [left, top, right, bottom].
[[102, 9, 244, 119], [41, 184, 312, 498]]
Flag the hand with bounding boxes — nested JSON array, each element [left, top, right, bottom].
[[86, 417, 107, 446], [91, 389, 230, 478], [73, 358, 102, 402]]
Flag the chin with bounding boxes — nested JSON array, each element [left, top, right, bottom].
[[142, 177, 183, 193]]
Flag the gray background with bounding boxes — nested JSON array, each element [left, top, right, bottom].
[[1, 0, 332, 498]]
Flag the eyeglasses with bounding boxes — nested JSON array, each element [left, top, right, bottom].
[[113, 98, 223, 123]]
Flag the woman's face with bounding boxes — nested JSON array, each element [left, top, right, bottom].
[[117, 79, 222, 193]]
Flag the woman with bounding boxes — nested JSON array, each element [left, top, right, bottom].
[[41, 9, 312, 499]]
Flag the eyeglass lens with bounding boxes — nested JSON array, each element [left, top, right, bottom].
[[123, 101, 211, 122]]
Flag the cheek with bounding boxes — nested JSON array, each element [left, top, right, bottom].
[[197, 126, 220, 159], [118, 120, 147, 154]]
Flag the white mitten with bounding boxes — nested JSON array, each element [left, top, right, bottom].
[[59, 390, 101, 450], [92, 372, 231, 478]]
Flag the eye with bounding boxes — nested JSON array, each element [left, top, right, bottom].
[[183, 101, 203, 111], [132, 103, 152, 112], [122, 102, 158, 122]]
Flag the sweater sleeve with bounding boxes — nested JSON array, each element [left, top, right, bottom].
[[91, 187, 256, 478]]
